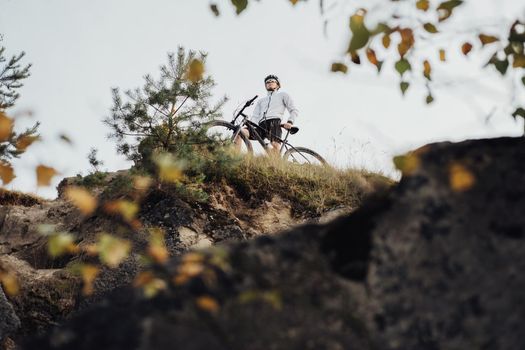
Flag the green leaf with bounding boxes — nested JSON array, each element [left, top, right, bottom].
[[210, 4, 220, 16], [437, 0, 463, 22], [370, 22, 390, 35], [521, 76, 525, 86], [426, 93, 434, 104], [495, 59, 509, 75], [400, 81, 410, 95], [487, 54, 509, 75], [231, 0, 248, 15], [423, 23, 439, 33], [395, 58, 411, 76], [512, 107, 525, 120], [348, 11, 370, 52], [330, 62, 348, 74]]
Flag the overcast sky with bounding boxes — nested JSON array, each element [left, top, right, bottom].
[[1, 0, 524, 198]]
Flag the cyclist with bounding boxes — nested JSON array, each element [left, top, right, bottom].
[[236, 74, 298, 155]]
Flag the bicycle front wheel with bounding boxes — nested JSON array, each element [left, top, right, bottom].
[[204, 120, 253, 154], [283, 147, 327, 166]]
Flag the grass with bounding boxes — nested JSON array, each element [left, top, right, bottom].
[[0, 188, 44, 206], [69, 148, 394, 216], [214, 154, 394, 216]]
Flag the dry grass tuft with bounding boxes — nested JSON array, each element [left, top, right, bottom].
[[224, 155, 394, 215], [0, 188, 44, 207]]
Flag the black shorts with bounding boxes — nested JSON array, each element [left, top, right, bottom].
[[248, 119, 282, 142]]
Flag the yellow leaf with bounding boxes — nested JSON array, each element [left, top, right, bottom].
[[196, 295, 219, 313], [393, 154, 420, 175], [97, 234, 131, 268], [0, 112, 14, 142], [0, 270, 20, 296], [173, 253, 205, 286], [397, 29, 414, 57], [366, 48, 378, 66], [461, 42, 473, 56], [423, 60, 432, 80], [133, 271, 167, 298], [147, 228, 169, 264], [36, 165, 58, 187], [16, 135, 39, 151], [479, 34, 499, 46], [186, 59, 205, 83], [439, 49, 446, 61], [449, 163, 475, 192], [382, 34, 391, 49], [133, 175, 152, 191], [48, 233, 76, 257], [154, 153, 183, 183], [289, 0, 299, 4], [79, 264, 99, 296], [104, 200, 139, 222], [182, 252, 205, 264], [416, 0, 430, 11], [0, 162, 15, 185], [513, 54, 525, 68], [64, 186, 97, 215]]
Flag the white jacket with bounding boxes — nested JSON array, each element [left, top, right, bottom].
[[250, 90, 298, 125]]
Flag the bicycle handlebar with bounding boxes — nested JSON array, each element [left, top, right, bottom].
[[245, 95, 258, 107]]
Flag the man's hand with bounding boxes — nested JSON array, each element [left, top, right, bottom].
[[281, 122, 293, 130]]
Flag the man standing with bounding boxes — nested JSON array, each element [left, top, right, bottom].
[[237, 74, 298, 155]]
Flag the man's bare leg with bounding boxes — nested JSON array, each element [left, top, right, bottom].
[[270, 141, 281, 157], [234, 127, 249, 152]]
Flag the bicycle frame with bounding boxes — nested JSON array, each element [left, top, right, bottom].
[[232, 113, 302, 157], [229, 96, 318, 163]]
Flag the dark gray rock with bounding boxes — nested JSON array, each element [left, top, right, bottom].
[[365, 137, 525, 350], [0, 286, 20, 341]]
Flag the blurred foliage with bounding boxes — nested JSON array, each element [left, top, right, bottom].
[[212, 0, 525, 125]]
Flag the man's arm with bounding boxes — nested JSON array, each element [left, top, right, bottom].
[[282, 92, 298, 124], [250, 100, 262, 124]]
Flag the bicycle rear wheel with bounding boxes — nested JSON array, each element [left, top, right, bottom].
[[204, 120, 253, 154], [283, 146, 327, 166]]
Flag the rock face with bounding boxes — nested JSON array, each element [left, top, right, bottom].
[[21, 137, 525, 350], [0, 286, 20, 342], [365, 137, 525, 350], [1, 171, 355, 346]]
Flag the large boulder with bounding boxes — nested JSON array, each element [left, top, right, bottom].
[[365, 137, 525, 349]]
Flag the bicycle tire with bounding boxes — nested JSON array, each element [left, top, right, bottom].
[[283, 146, 327, 165], [204, 120, 253, 154]]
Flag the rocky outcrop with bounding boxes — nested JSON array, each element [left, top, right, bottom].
[[1, 170, 358, 346], [21, 137, 525, 350]]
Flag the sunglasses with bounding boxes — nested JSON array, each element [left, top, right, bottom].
[[265, 80, 277, 84]]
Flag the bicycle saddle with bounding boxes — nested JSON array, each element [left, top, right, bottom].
[[290, 126, 299, 134]]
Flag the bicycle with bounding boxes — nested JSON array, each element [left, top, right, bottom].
[[204, 95, 327, 165]]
